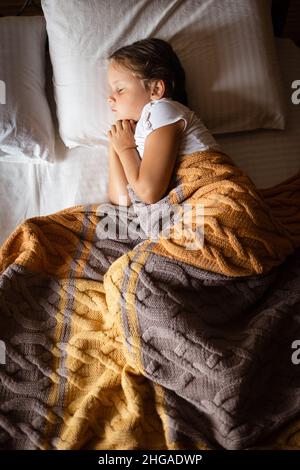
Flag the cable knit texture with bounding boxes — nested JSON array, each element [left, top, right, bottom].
[[0, 149, 300, 450]]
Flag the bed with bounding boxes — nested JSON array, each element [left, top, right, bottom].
[[0, 35, 299, 246], [0, 0, 300, 451]]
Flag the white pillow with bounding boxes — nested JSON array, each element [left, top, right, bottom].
[[0, 16, 55, 163], [41, 0, 287, 149]]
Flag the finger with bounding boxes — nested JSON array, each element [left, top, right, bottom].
[[116, 120, 123, 129], [123, 119, 131, 129], [130, 119, 137, 131], [125, 119, 133, 131], [120, 119, 130, 130]]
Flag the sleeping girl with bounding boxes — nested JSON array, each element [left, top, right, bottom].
[[107, 37, 221, 206]]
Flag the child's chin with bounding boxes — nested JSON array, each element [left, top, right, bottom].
[[115, 114, 134, 121], [118, 115, 130, 121]]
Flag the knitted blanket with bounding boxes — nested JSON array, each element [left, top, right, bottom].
[[0, 149, 300, 450]]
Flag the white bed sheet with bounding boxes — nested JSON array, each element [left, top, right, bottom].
[[0, 38, 299, 248], [217, 38, 300, 189]]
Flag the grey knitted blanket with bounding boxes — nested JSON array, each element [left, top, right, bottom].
[[0, 149, 300, 449]]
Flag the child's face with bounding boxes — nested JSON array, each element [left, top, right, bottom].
[[107, 61, 153, 122]]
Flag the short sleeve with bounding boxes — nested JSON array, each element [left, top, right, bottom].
[[142, 100, 187, 135]]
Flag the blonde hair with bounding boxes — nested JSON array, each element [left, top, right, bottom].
[[107, 37, 188, 106]]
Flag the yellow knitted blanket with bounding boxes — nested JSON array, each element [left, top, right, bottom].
[[0, 149, 300, 450]]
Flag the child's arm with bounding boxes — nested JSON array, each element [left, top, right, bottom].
[[108, 141, 131, 206], [118, 119, 184, 204]]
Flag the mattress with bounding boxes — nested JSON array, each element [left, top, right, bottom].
[[217, 38, 300, 189], [0, 37, 299, 248]]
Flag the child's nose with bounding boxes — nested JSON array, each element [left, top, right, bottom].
[[107, 96, 115, 105]]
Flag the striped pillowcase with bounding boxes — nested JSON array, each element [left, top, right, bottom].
[[0, 16, 55, 162], [41, 0, 287, 149]]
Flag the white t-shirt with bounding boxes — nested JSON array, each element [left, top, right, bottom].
[[134, 97, 221, 158]]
